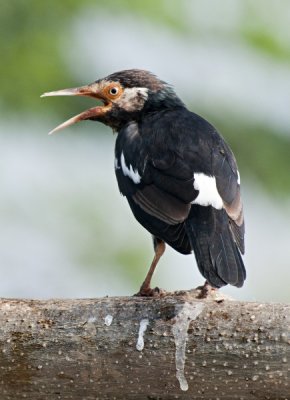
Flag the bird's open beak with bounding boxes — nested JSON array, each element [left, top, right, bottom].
[[41, 84, 109, 135]]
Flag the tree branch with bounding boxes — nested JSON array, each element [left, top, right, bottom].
[[0, 291, 289, 399]]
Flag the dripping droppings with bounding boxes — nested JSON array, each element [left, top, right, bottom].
[[136, 319, 149, 351], [172, 302, 204, 391]]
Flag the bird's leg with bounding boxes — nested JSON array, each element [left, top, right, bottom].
[[197, 280, 217, 299], [135, 238, 166, 297]]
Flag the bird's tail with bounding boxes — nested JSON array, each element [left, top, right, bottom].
[[185, 205, 246, 288]]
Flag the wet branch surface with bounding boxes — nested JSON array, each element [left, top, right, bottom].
[[0, 291, 289, 399]]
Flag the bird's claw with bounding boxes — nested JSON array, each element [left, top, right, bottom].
[[196, 281, 217, 299], [134, 286, 166, 297]]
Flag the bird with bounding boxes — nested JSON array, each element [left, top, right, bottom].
[[41, 69, 246, 297]]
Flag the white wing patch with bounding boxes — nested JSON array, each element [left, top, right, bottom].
[[237, 170, 241, 185], [192, 173, 223, 209], [120, 152, 141, 184]]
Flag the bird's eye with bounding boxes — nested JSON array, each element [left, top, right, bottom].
[[109, 87, 119, 96]]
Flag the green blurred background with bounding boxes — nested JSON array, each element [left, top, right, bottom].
[[1, 0, 290, 301]]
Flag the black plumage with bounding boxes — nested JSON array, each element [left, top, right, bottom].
[[42, 69, 246, 296]]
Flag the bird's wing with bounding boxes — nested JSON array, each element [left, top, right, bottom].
[[135, 145, 202, 224], [115, 115, 244, 252], [115, 149, 193, 225], [115, 119, 195, 225], [115, 135, 193, 254]]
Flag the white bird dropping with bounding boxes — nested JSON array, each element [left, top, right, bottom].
[[136, 319, 149, 351], [104, 314, 113, 326], [172, 302, 204, 391]]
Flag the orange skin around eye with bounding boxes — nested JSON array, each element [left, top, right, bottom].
[[103, 83, 124, 102]]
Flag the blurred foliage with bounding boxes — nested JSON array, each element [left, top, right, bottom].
[[242, 1, 290, 62], [0, 1, 89, 114], [0, 0, 186, 114], [243, 29, 290, 62], [2, 0, 290, 112], [0, 0, 289, 198]]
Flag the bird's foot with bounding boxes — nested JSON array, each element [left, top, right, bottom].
[[196, 281, 217, 299], [134, 286, 166, 297]]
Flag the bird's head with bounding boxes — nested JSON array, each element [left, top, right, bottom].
[[41, 69, 184, 133]]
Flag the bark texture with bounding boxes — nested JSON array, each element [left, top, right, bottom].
[[0, 291, 289, 399]]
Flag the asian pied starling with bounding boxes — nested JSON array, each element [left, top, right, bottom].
[[41, 69, 245, 297]]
